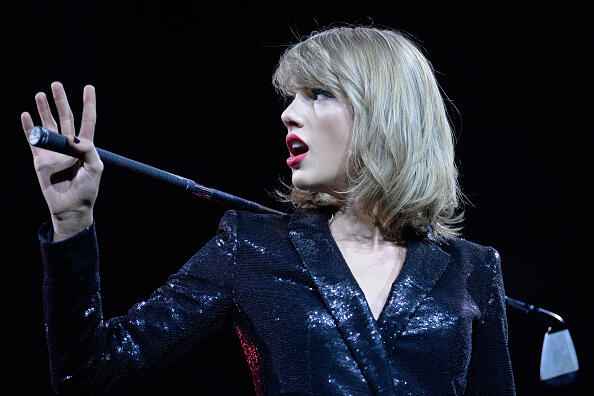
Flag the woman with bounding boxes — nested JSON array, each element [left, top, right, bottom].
[[22, 26, 515, 395]]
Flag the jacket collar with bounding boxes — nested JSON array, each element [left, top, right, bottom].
[[287, 208, 451, 394]]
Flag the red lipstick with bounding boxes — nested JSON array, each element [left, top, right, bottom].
[[286, 134, 309, 167]]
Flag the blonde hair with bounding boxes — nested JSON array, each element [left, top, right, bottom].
[[273, 26, 464, 243]]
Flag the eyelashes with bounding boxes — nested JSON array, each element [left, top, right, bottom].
[[282, 88, 336, 107], [311, 88, 335, 100]]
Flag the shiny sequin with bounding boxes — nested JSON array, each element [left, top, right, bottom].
[[39, 209, 515, 395], [234, 323, 263, 396]]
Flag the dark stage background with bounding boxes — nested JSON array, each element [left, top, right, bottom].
[[5, 3, 590, 395]]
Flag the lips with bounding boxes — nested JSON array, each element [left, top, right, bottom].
[[286, 133, 309, 167]]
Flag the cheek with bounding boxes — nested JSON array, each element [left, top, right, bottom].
[[317, 107, 353, 159]]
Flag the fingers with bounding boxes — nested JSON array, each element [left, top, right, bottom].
[[67, 135, 104, 175], [24, 82, 97, 156], [21, 111, 34, 136], [51, 82, 76, 136], [21, 111, 39, 155], [34, 91, 58, 131], [79, 85, 96, 141]]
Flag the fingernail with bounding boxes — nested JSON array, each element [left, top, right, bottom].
[[73, 136, 80, 144]]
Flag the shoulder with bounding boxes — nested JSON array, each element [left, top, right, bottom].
[[436, 237, 504, 306], [439, 237, 500, 267], [218, 209, 292, 236], [437, 237, 503, 288]]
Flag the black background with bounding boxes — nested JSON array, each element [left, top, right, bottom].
[[4, 2, 591, 394]]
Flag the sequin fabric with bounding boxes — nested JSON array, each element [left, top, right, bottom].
[[39, 209, 515, 395]]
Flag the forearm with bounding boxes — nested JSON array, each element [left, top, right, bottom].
[[39, 212, 238, 393], [41, 221, 169, 394], [41, 220, 112, 393]]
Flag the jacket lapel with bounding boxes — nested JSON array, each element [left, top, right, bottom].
[[288, 209, 395, 395], [376, 236, 451, 346]]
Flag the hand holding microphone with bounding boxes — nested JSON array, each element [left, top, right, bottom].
[[21, 82, 103, 241], [23, 83, 284, 228]]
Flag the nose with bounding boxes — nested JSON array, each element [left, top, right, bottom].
[[281, 97, 304, 131]]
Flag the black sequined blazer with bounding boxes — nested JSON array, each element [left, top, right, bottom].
[[40, 209, 515, 395]]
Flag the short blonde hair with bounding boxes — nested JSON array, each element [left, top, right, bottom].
[[273, 26, 464, 243]]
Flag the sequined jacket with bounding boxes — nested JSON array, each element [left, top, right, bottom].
[[39, 209, 515, 395]]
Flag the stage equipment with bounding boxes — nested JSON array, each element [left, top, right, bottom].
[[28, 126, 284, 216], [505, 296, 579, 386]]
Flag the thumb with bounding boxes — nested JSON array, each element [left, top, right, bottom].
[[68, 135, 104, 174]]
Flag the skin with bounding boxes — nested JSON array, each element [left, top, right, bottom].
[[282, 88, 406, 320], [21, 82, 102, 242], [22, 82, 406, 320], [281, 88, 352, 195]]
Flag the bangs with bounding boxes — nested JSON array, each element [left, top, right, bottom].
[[273, 38, 339, 97]]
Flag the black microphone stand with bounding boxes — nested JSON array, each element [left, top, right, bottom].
[[28, 126, 285, 216]]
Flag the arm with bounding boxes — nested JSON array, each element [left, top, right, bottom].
[[464, 248, 516, 395], [24, 82, 236, 393], [40, 211, 237, 394]]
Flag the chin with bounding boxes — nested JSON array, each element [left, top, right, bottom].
[[292, 175, 342, 197], [292, 172, 323, 192]]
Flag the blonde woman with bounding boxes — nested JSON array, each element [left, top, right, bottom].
[[23, 26, 515, 395]]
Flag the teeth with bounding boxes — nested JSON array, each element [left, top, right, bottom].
[[291, 142, 305, 149]]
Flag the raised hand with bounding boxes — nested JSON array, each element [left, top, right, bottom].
[[21, 82, 103, 241]]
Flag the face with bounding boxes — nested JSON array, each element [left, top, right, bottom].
[[281, 88, 353, 197]]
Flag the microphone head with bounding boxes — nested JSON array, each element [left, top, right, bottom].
[[28, 126, 44, 146], [540, 328, 579, 386]]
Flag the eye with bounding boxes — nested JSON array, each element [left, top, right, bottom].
[[311, 88, 335, 100]]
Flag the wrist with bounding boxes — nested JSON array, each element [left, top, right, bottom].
[[51, 212, 94, 242]]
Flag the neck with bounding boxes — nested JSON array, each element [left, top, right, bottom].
[[329, 205, 388, 248]]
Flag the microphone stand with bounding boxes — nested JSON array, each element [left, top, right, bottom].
[[28, 126, 285, 216], [505, 296, 579, 386]]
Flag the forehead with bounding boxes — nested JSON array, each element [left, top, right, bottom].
[[278, 73, 327, 97]]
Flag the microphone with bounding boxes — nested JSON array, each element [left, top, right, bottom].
[[28, 125, 80, 158], [28, 126, 286, 216], [505, 296, 579, 386]]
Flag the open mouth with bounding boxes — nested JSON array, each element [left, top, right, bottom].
[[286, 134, 309, 156], [286, 134, 309, 167]]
